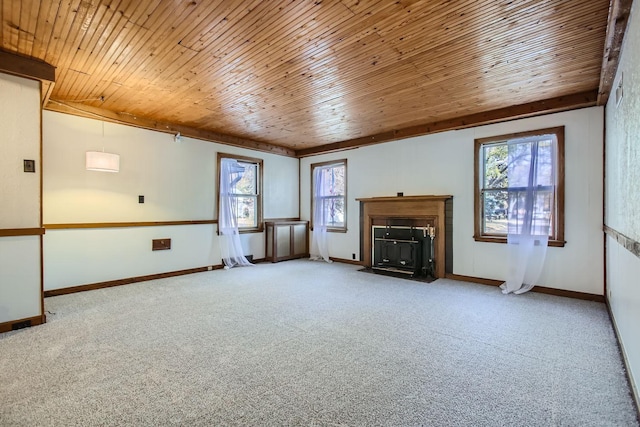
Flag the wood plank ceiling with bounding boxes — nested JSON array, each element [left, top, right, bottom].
[[0, 0, 617, 156]]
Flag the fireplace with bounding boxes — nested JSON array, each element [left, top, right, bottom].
[[372, 220, 435, 277], [358, 195, 453, 279]]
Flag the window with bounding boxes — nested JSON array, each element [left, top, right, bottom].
[[311, 160, 347, 232], [217, 153, 263, 232], [474, 127, 565, 246]]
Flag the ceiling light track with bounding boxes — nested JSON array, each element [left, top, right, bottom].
[[59, 96, 105, 103]]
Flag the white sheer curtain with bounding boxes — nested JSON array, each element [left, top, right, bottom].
[[310, 166, 332, 263], [219, 158, 253, 269], [501, 134, 556, 294]]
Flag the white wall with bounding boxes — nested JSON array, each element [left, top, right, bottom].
[[301, 107, 604, 294], [605, 3, 640, 403], [0, 73, 43, 324], [43, 111, 299, 291], [0, 237, 42, 321]]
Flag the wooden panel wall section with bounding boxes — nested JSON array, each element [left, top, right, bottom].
[[358, 195, 452, 278], [0, 61, 48, 330]]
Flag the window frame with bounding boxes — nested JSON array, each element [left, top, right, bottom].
[[473, 126, 565, 247], [310, 159, 347, 233], [217, 152, 264, 233]]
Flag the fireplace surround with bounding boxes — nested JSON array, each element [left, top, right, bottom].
[[358, 195, 453, 278]]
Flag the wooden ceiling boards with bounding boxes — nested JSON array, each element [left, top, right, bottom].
[[0, 0, 627, 157]]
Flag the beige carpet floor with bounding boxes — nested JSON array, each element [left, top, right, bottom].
[[1, 260, 638, 426]]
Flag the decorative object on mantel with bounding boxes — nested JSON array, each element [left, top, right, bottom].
[[357, 195, 453, 280]]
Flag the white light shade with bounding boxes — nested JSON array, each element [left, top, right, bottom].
[[86, 151, 120, 172]]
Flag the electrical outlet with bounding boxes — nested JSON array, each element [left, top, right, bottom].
[[138, 195, 144, 203], [152, 238, 171, 251], [352, 253, 356, 260]]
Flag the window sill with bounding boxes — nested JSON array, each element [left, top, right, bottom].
[[328, 228, 347, 233], [239, 227, 264, 234], [217, 226, 264, 235], [310, 227, 347, 233], [473, 235, 566, 247]]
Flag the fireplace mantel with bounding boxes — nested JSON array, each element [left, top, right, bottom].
[[357, 195, 453, 278]]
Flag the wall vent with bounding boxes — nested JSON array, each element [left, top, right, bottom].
[[12, 320, 32, 330]]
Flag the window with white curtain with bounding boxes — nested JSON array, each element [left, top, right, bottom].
[[474, 127, 565, 247], [311, 160, 347, 232], [217, 153, 263, 233]]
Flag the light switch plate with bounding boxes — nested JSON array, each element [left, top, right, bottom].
[[24, 159, 35, 173]]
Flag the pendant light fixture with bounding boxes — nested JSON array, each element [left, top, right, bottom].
[[86, 121, 120, 172], [85, 150, 120, 172]]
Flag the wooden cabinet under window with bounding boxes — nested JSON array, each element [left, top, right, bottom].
[[265, 220, 309, 262]]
